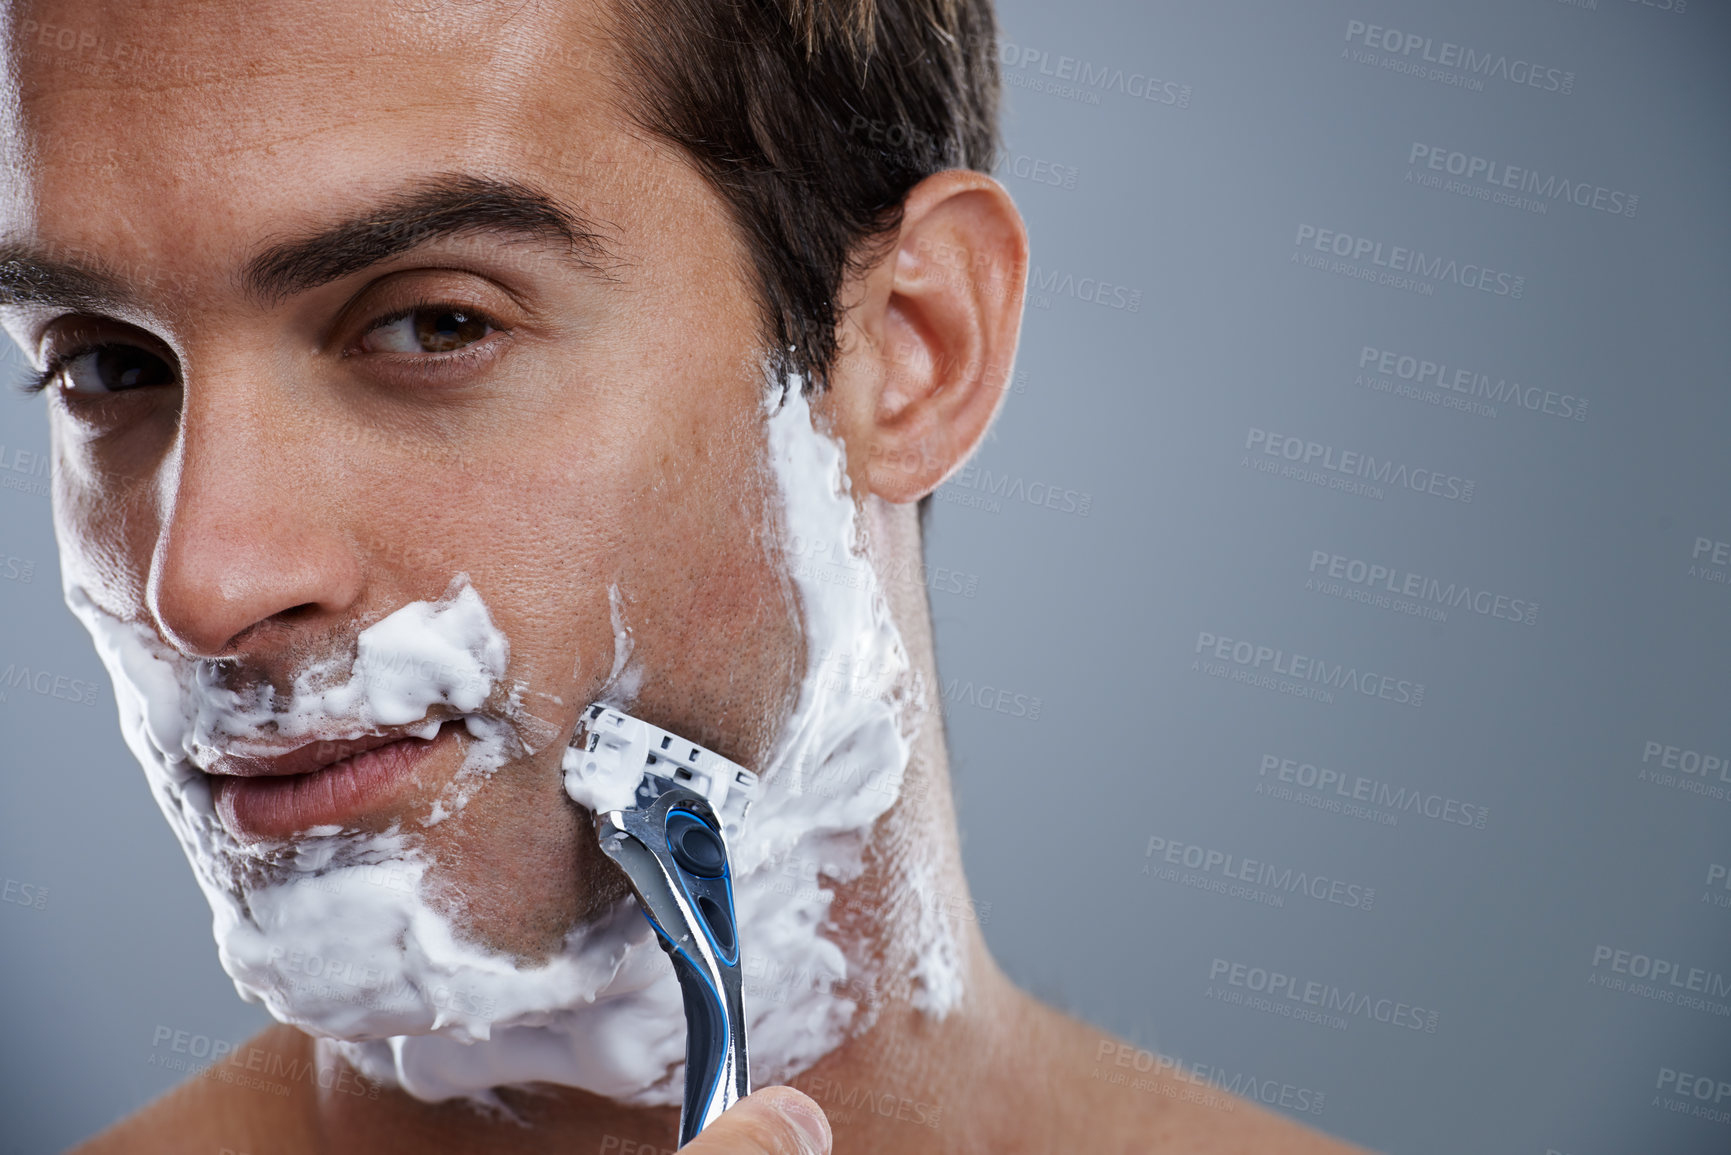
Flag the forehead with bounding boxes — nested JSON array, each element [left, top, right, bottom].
[[2, 0, 623, 277]]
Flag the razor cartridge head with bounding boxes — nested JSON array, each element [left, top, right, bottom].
[[573, 704, 759, 838]]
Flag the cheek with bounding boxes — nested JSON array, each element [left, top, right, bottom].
[[609, 439, 805, 760], [53, 460, 154, 616]]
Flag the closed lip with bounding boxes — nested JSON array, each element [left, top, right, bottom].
[[204, 723, 443, 780], [206, 718, 462, 840]]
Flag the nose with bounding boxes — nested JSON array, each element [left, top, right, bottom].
[[147, 375, 362, 659]]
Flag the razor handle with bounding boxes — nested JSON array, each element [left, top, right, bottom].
[[596, 788, 750, 1147]]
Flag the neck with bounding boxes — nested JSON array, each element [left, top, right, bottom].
[[308, 945, 1035, 1155]]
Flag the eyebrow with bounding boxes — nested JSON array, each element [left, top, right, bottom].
[[0, 171, 614, 314]]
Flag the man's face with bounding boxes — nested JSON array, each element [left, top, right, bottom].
[[1, 0, 810, 959]]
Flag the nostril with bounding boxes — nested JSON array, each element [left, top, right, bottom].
[[147, 509, 365, 661]]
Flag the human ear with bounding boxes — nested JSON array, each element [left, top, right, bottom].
[[829, 169, 1028, 503]]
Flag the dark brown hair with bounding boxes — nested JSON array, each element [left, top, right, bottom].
[[611, 0, 1002, 392]]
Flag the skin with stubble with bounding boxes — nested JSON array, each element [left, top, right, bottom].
[[2, 1, 1369, 1152]]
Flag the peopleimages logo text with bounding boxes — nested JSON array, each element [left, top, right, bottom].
[[1258, 753, 1490, 830], [1359, 345, 1586, 421], [1344, 20, 1574, 94], [1246, 428, 1475, 503], [1143, 835, 1376, 911], [1308, 549, 1538, 627], [1028, 265, 1141, 311], [1408, 144, 1636, 218], [1295, 225, 1525, 298], [1208, 958, 1440, 1032], [1591, 946, 1731, 1000], [1095, 1044, 1328, 1118], [1195, 630, 1425, 707], [998, 41, 1192, 108]]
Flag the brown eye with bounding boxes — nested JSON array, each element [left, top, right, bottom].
[[360, 306, 499, 354], [58, 345, 178, 395]]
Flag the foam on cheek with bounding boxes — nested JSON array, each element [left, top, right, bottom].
[[63, 575, 586, 1051], [69, 374, 948, 1107], [185, 577, 508, 761]]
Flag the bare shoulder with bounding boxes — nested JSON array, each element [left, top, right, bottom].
[[1033, 1002, 1376, 1155], [71, 1023, 320, 1155]]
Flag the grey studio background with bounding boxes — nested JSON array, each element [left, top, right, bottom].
[[2, 0, 1727, 1151]]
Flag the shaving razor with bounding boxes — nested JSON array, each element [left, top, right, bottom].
[[571, 704, 757, 1147]]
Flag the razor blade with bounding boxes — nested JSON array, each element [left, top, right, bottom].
[[572, 704, 758, 838]]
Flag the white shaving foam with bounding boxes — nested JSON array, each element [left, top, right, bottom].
[[67, 375, 944, 1106]]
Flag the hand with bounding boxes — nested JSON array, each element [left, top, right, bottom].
[[681, 1087, 832, 1154]]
